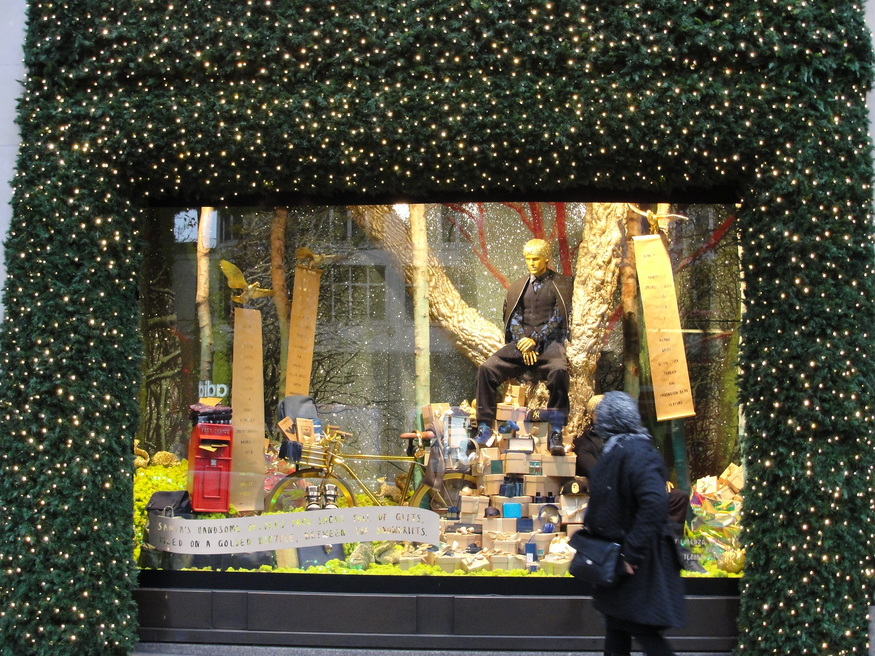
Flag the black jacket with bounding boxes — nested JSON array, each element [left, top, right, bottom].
[[502, 269, 573, 344], [584, 392, 686, 629]]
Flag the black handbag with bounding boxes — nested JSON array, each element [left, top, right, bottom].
[[568, 529, 622, 587]]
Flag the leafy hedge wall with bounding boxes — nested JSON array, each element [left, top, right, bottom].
[[1, 1, 874, 654]]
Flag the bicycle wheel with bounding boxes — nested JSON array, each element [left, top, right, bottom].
[[408, 471, 478, 515], [265, 468, 357, 513]]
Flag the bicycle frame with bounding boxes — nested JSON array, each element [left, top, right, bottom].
[[299, 433, 429, 506]]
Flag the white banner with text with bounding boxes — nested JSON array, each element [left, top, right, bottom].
[[148, 507, 440, 554]]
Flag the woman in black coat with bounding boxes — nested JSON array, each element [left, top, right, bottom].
[[584, 391, 685, 656]]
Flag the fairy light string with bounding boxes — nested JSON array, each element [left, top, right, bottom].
[[0, 2, 872, 655]]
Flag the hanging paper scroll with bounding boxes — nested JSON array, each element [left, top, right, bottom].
[[284, 266, 323, 396], [633, 234, 696, 421], [230, 307, 267, 511]]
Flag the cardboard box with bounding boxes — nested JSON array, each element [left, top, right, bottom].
[[443, 532, 480, 550], [459, 512, 482, 525], [503, 452, 529, 475], [524, 476, 551, 497], [502, 384, 526, 406], [483, 474, 504, 496], [540, 556, 572, 576], [459, 495, 490, 516], [521, 420, 550, 439], [528, 532, 559, 559], [542, 454, 575, 478], [720, 462, 745, 492], [506, 436, 535, 453], [435, 554, 465, 573], [483, 516, 519, 534], [493, 538, 520, 553], [565, 523, 583, 539], [491, 495, 531, 518], [496, 403, 528, 423], [461, 553, 491, 573], [490, 553, 525, 571], [397, 555, 422, 571], [481, 446, 501, 461], [421, 403, 451, 434]]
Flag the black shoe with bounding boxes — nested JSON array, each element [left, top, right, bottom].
[[548, 430, 565, 456]]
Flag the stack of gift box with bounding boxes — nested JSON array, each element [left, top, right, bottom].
[[419, 394, 584, 573]]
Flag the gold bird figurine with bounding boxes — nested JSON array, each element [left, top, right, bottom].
[[295, 247, 344, 269], [219, 259, 275, 305]]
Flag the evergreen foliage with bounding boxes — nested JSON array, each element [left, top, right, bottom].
[[0, 1, 873, 654]]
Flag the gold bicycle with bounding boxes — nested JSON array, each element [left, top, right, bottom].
[[264, 427, 478, 516]]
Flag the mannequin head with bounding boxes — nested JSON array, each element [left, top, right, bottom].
[[523, 239, 551, 277]]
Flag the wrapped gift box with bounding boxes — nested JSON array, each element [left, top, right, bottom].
[[525, 477, 553, 498], [483, 516, 519, 533], [540, 555, 572, 576], [505, 436, 535, 453], [479, 447, 503, 474], [542, 454, 576, 478], [490, 552, 526, 571], [443, 532, 480, 550], [502, 384, 526, 406], [529, 532, 560, 559], [397, 555, 422, 571], [503, 451, 529, 475], [483, 474, 504, 495], [496, 403, 528, 423], [493, 538, 520, 553], [421, 403, 451, 434], [719, 462, 745, 492], [565, 523, 583, 539], [521, 420, 549, 439], [461, 553, 491, 573], [491, 495, 531, 518], [435, 554, 465, 573], [459, 495, 490, 516]]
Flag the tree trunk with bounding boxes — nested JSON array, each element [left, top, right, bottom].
[[196, 207, 215, 382], [271, 207, 290, 390], [565, 203, 628, 438], [409, 204, 432, 414], [622, 206, 647, 399]]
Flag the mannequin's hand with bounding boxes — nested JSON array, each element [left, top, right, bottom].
[[623, 561, 636, 575], [517, 337, 537, 365]]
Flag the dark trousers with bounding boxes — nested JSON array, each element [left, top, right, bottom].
[[475, 341, 569, 424], [604, 615, 675, 656]]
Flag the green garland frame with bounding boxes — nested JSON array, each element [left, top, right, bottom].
[[1, 1, 874, 655]]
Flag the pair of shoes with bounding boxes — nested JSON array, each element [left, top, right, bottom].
[[548, 429, 565, 456], [305, 484, 339, 510]]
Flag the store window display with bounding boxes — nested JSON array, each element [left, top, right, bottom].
[[134, 202, 743, 578]]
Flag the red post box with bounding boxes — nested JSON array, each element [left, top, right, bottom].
[[187, 422, 233, 513]]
